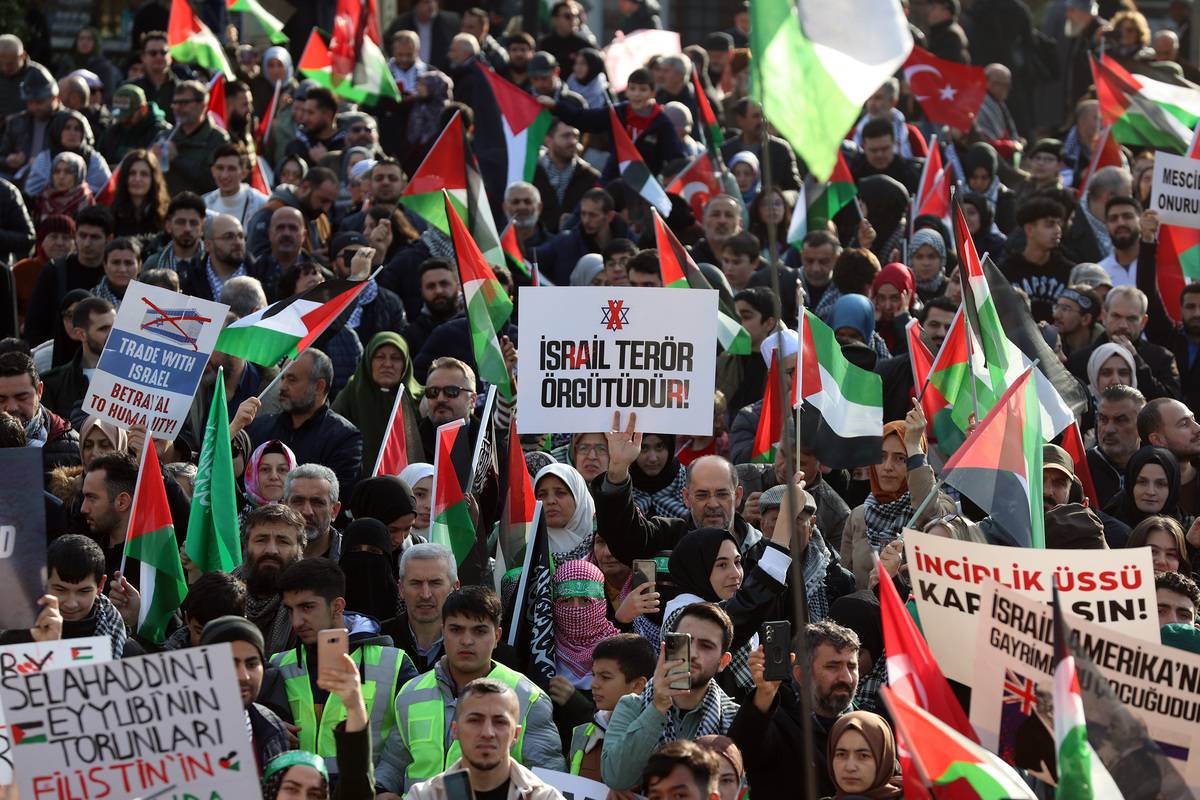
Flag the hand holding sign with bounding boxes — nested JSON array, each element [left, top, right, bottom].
[[605, 411, 642, 484]]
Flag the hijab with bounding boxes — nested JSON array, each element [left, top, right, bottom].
[[869, 422, 915, 504], [339, 519, 400, 622], [1087, 343, 1138, 399], [333, 332, 421, 475], [570, 253, 604, 286], [349, 475, 416, 527], [1109, 446, 1181, 527], [534, 463, 596, 558], [244, 440, 298, 507], [909, 228, 947, 296], [80, 415, 128, 461], [566, 48, 611, 110], [553, 559, 620, 681], [399, 463, 435, 539], [856, 175, 908, 262], [48, 110, 95, 165], [263, 46, 294, 83], [407, 71, 454, 146], [827, 711, 903, 799], [667, 528, 737, 603], [37, 152, 93, 219], [728, 150, 761, 205], [629, 433, 682, 495], [831, 294, 876, 343]]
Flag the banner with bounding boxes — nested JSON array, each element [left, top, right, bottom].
[[0, 637, 111, 785], [83, 280, 229, 440], [0, 644, 259, 798], [603, 30, 681, 93], [533, 768, 646, 800], [902, 530, 1158, 685], [971, 582, 1200, 793], [1150, 150, 1200, 228], [0, 449, 46, 631], [517, 286, 717, 435]]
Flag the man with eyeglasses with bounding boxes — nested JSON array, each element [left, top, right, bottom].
[[417, 358, 480, 458], [181, 213, 277, 304], [162, 79, 230, 196], [536, 0, 596, 76]]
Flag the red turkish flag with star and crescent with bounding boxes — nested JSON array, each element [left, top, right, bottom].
[[902, 46, 987, 132]]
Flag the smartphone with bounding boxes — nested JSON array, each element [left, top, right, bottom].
[[663, 632, 691, 690], [631, 559, 657, 589], [317, 628, 349, 671], [441, 768, 474, 800], [761, 621, 792, 682]]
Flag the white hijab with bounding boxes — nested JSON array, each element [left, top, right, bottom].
[[534, 463, 596, 557], [399, 462, 435, 538]]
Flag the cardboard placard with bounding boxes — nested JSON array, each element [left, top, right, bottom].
[[1149, 149, 1200, 228], [0, 449, 47, 631], [533, 768, 645, 800]]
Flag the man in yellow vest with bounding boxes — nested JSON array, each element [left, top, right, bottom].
[[375, 586, 566, 798], [264, 557, 419, 777]]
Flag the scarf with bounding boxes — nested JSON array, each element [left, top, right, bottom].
[[243, 440, 298, 506], [640, 678, 739, 746], [334, 331, 420, 473], [1081, 203, 1112, 255], [539, 154, 575, 203], [91, 593, 129, 659], [828, 711, 904, 799], [159, 241, 207, 274], [81, 414, 129, 461], [407, 71, 454, 146], [24, 406, 50, 447], [553, 560, 619, 680], [803, 532, 833, 622], [340, 519, 401, 621], [241, 588, 293, 656], [421, 226, 456, 259], [92, 277, 124, 308], [1086, 342, 1138, 399], [863, 425, 917, 549], [534, 463, 596, 560], [624, 103, 664, 142], [347, 278, 380, 329], [206, 256, 247, 302], [36, 178, 92, 220], [629, 433, 682, 494]]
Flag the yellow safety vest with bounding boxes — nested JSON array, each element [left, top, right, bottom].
[[395, 662, 543, 791], [567, 722, 597, 775], [271, 643, 410, 774]]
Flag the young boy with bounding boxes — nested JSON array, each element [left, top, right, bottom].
[[0, 534, 143, 658], [567, 633, 656, 781]]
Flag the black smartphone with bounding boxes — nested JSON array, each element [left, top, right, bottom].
[[762, 620, 792, 682], [663, 632, 691, 690], [442, 769, 474, 800], [631, 559, 657, 589]]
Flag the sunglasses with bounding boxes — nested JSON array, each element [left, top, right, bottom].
[[424, 385, 470, 400]]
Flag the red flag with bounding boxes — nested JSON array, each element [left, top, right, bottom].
[[906, 319, 946, 433], [96, 166, 120, 206], [373, 387, 413, 476], [1059, 420, 1099, 509], [750, 351, 782, 463], [665, 151, 722, 221], [1075, 126, 1123, 198], [902, 46, 987, 131], [257, 80, 281, 149], [914, 136, 951, 221], [250, 156, 271, 194], [880, 551, 977, 799], [206, 73, 227, 130]]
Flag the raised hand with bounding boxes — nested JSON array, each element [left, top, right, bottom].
[[604, 411, 642, 483]]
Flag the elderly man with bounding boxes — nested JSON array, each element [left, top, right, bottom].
[[263, 207, 307, 276], [0, 34, 40, 118], [977, 63, 1020, 143], [285, 463, 344, 560], [0, 62, 61, 179], [689, 195, 743, 267], [501, 182, 552, 265], [381, 543, 461, 672]]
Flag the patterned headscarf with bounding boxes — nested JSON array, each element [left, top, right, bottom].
[[552, 560, 619, 680], [244, 440, 298, 507]]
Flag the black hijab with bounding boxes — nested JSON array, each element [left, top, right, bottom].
[[339, 519, 400, 622], [574, 47, 608, 85], [1106, 446, 1182, 528], [857, 175, 908, 261], [629, 433, 681, 495], [348, 476, 416, 527], [668, 528, 738, 603], [49, 109, 96, 162], [962, 141, 1000, 182]]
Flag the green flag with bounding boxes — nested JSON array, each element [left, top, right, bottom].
[[185, 367, 242, 574]]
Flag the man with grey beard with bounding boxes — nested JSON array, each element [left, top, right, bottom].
[[285, 463, 343, 561]]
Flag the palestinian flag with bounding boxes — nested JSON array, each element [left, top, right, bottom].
[[256, 80, 282, 149], [399, 111, 468, 235], [495, 418, 537, 593], [802, 150, 857, 236], [477, 64, 553, 186], [751, 351, 782, 463], [431, 419, 477, 566], [750, 0, 912, 181], [10, 721, 47, 746], [665, 151, 722, 222], [505, 502, 556, 689], [500, 222, 535, 284], [928, 303, 989, 452], [941, 366, 1044, 548], [373, 386, 422, 476], [1075, 125, 1123, 198], [167, 0, 235, 80], [206, 73, 227, 130], [124, 443, 189, 645], [798, 309, 883, 469], [1091, 53, 1200, 152], [228, 0, 288, 44], [692, 70, 723, 151], [215, 278, 370, 366], [1052, 593, 1124, 799], [914, 135, 950, 221], [1157, 129, 1200, 323], [445, 191, 515, 399], [652, 209, 752, 354], [185, 367, 241, 574], [299, 23, 399, 106], [609, 105, 671, 216], [1059, 420, 1100, 509], [250, 156, 272, 195], [906, 318, 947, 438], [882, 686, 1037, 799]]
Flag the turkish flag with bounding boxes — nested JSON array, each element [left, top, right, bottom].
[[902, 46, 987, 132], [665, 151, 722, 221]]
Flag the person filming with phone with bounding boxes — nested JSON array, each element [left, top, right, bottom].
[[406, 678, 567, 800], [262, 558, 418, 779]]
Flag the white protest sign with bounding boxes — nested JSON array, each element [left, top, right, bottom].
[[0, 637, 111, 785], [517, 286, 717, 436], [0, 643, 259, 799], [83, 280, 228, 439], [902, 529, 1158, 685], [1150, 149, 1200, 228], [603, 30, 681, 93], [533, 768, 645, 800], [971, 582, 1200, 793]]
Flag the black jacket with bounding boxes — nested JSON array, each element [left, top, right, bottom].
[[379, 238, 432, 321], [552, 100, 685, 182], [0, 177, 34, 262], [533, 158, 601, 233], [179, 256, 281, 304], [41, 351, 88, 420], [379, 610, 523, 674], [1060, 209, 1105, 265], [1066, 331, 1182, 402], [412, 316, 517, 385], [383, 10, 461, 72], [849, 152, 922, 196], [246, 404, 364, 503], [352, 284, 408, 347], [927, 19, 971, 63]]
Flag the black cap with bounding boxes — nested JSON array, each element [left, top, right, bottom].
[[704, 32, 734, 51], [529, 51, 558, 77], [201, 615, 265, 660], [330, 231, 369, 258]]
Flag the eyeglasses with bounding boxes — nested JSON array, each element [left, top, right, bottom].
[[214, 231, 246, 241], [424, 385, 471, 399], [576, 444, 608, 456]]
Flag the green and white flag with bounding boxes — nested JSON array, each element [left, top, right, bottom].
[[185, 367, 242, 574]]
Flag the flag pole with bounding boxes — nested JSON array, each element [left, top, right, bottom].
[[755, 57, 819, 800], [958, 267, 981, 422]]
